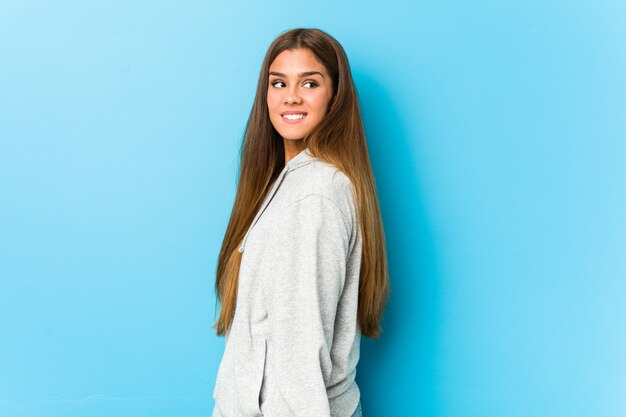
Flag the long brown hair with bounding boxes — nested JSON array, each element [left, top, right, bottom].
[[213, 28, 389, 339]]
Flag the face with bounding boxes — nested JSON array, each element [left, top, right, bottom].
[[267, 48, 334, 141]]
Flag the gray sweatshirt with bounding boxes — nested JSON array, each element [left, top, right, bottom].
[[212, 147, 363, 417]]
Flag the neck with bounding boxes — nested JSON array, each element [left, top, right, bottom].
[[283, 139, 306, 165]]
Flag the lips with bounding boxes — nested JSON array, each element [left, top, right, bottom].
[[281, 111, 308, 124], [280, 111, 308, 116]]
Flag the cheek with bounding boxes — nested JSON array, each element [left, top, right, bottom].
[[266, 94, 275, 110], [310, 93, 331, 114], [267, 90, 281, 109]]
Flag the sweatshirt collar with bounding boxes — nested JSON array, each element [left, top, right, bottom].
[[238, 146, 317, 254], [286, 147, 317, 172]]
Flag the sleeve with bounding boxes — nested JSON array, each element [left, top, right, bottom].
[[263, 193, 352, 417]]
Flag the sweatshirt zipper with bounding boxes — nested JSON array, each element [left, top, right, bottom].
[[238, 167, 290, 253]]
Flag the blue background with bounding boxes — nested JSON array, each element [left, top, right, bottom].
[[1, 1, 625, 416]]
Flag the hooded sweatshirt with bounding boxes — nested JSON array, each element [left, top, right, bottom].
[[212, 147, 363, 417]]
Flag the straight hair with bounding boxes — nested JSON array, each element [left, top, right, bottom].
[[213, 28, 390, 339]]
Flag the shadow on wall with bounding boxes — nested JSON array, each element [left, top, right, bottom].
[[353, 69, 444, 416]]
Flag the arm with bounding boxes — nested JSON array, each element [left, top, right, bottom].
[[264, 193, 352, 417]]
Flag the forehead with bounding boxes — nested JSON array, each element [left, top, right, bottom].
[[269, 48, 327, 75]]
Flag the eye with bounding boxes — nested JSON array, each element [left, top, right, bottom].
[[271, 81, 286, 88], [303, 81, 318, 88]]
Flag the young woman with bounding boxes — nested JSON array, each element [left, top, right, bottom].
[[211, 28, 389, 417]]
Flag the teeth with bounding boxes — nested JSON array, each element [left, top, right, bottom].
[[283, 114, 306, 120]]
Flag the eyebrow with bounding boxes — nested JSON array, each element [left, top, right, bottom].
[[269, 71, 325, 78]]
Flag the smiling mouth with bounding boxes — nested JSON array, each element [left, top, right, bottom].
[[281, 113, 308, 124], [282, 113, 307, 120]]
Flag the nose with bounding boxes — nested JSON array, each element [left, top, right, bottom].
[[284, 85, 302, 105]]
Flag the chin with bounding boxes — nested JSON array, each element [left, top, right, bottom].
[[278, 129, 311, 141]]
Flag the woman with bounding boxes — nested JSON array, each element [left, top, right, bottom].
[[212, 28, 389, 417]]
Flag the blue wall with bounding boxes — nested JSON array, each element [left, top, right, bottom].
[[1, 1, 625, 416]]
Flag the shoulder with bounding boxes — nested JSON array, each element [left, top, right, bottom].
[[287, 160, 356, 211], [280, 160, 357, 241]]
